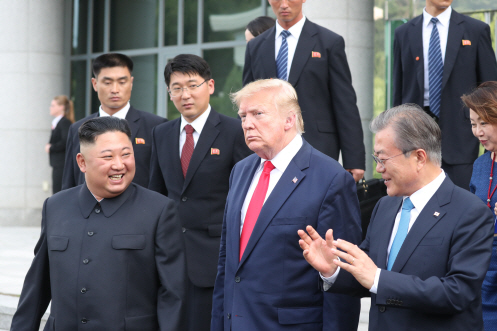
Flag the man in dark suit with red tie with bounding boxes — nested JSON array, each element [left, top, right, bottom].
[[393, 0, 497, 189], [148, 54, 252, 331], [243, 0, 365, 182]]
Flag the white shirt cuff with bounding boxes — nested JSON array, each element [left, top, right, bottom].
[[369, 268, 381, 294], [320, 267, 340, 291]]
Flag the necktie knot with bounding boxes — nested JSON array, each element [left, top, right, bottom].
[[184, 124, 194, 135], [262, 161, 275, 175], [281, 30, 291, 39], [402, 197, 414, 211], [430, 17, 439, 25]]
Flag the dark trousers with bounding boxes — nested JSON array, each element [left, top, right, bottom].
[[52, 166, 63, 194], [186, 279, 214, 331], [442, 161, 473, 191]]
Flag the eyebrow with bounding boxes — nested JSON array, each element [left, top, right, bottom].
[[99, 147, 131, 153], [171, 79, 200, 86], [102, 76, 128, 81]]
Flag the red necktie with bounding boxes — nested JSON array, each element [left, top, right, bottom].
[[181, 124, 195, 177], [239, 161, 275, 260]]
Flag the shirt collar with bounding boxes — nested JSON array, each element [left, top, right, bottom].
[[51, 115, 64, 128], [180, 105, 211, 135], [405, 170, 446, 211], [423, 6, 451, 28], [99, 102, 130, 119], [275, 15, 306, 41], [78, 182, 135, 218], [258, 134, 303, 173]]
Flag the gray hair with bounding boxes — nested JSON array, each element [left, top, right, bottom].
[[370, 104, 442, 166], [230, 79, 304, 134]]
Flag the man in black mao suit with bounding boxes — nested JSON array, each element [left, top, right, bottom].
[[11, 117, 186, 331], [149, 54, 252, 331], [393, 0, 497, 189], [299, 104, 494, 331], [62, 53, 166, 190], [243, 0, 365, 181]]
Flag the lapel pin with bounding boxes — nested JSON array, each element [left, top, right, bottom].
[[312, 51, 321, 58], [415, 56, 420, 61], [462, 40, 471, 46], [434, 212, 440, 217], [135, 138, 145, 144], [211, 148, 220, 155], [292, 177, 298, 183]]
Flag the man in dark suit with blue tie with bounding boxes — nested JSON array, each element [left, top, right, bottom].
[[62, 53, 166, 190], [243, 0, 365, 182], [211, 79, 362, 331], [148, 54, 252, 331], [393, 0, 497, 189], [299, 104, 495, 331]]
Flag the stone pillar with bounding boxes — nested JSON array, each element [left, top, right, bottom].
[[304, 0, 375, 179], [0, 0, 66, 226]]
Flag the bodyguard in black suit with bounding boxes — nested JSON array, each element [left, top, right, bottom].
[[12, 117, 186, 331], [393, 0, 497, 189], [149, 54, 252, 331], [62, 53, 166, 190], [243, 0, 365, 181]]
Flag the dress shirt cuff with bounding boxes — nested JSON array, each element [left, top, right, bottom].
[[369, 268, 381, 294], [320, 267, 340, 291]]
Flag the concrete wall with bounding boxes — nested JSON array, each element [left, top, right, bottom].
[[304, 0, 375, 178], [0, 0, 66, 226]]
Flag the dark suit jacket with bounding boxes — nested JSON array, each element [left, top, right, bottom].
[[61, 106, 166, 189], [329, 177, 494, 331], [48, 116, 71, 168], [11, 183, 187, 331], [148, 109, 252, 288], [243, 19, 365, 170], [393, 10, 497, 165], [211, 140, 362, 331]]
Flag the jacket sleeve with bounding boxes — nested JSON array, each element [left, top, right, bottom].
[[61, 123, 77, 190], [148, 127, 168, 196], [392, 28, 404, 107], [10, 199, 52, 331], [476, 23, 497, 83], [242, 41, 255, 86]]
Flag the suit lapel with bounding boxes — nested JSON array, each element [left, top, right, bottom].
[[288, 20, 317, 86], [409, 16, 425, 97], [125, 106, 140, 143], [183, 110, 221, 192], [261, 27, 277, 78], [238, 141, 310, 268], [390, 177, 452, 272], [442, 11, 464, 92], [376, 197, 404, 269]]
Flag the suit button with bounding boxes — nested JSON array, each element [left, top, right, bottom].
[[81, 287, 87, 293], [227, 313, 231, 319], [88, 231, 94, 236], [386, 299, 391, 304], [235, 276, 241, 283], [379, 305, 386, 313], [182, 227, 186, 233], [83, 259, 89, 264], [81, 318, 88, 324], [181, 196, 188, 202], [95, 208, 101, 213]]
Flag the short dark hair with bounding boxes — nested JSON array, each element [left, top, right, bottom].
[[246, 16, 276, 38], [92, 53, 134, 78], [461, 81, 497, 125], [164, 54, 211, 87], [79, 117, 132, 146]]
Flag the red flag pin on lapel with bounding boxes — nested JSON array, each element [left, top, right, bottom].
[[135, 138, 145, 144], [462, 40, 471, 46], [434, 212, 440, 217], [292, 177, 298, 183], [211, 148, 220, 155], [415, 56, 420, 61]]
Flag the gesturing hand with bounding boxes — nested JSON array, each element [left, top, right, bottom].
[[298, 225, 338, 278]]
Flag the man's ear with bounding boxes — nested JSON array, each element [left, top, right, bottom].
[[91, 77, 98, 92], [284, 111, 296, 131], [76, 153, 87, 173]]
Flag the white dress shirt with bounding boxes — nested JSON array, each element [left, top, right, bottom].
[[274, 16, 306, 80], [240, 134, 303, 234], [179, 105, 211, 157], [51, 115, 64, 129], [98, 102, 130, 119], [423, 6, 451, 106], [322, 170, 446, 293]]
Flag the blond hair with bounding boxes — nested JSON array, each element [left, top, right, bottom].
[[53, 95, 75, 123]]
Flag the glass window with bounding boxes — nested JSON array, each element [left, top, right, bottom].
[[164, 0, 178, 46], [71, 61, 88, 121], [184, 0, 198, 44], [92, 0, 105, 53], [204, 48, 242, 118], [204, 0, 263, 43], [72, 0, 88, 55], [110, 0, 158, 50], [130, 55, 158, 114]]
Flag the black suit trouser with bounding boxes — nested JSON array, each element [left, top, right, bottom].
[[186, 278, 214, 331]]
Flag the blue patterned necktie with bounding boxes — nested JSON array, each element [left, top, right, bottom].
[[428, 17, 443, 118], [276, 30, 291, 80], [387, 197, 414, 271]]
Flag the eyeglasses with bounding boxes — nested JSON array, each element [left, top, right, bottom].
[[372, 150, 414, 169], [168, 79, 208, 97]]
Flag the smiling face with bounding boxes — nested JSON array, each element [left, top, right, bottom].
[[168, 72, 214, 123], [268, 0, 306, 30], [91, 66, 133, 115], [77, 131, 135, 200], [470, 108, 497, 153]]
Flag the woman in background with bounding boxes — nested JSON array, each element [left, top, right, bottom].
[[462, 81, 497, 331], [245, 16, 276, 43], [45, 95, 74, 194]]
